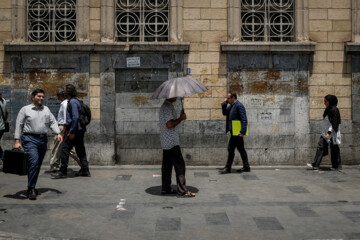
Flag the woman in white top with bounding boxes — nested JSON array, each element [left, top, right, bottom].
[[309, 95, 342, 170]]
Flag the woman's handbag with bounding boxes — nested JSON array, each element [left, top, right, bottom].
[[0, 105, 9, 132]]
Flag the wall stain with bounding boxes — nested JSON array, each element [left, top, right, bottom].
[[249, 82, 292, 95], [265, 70, 281, 81], [133, 96, 149, 106], [201, 68, 208, 74]]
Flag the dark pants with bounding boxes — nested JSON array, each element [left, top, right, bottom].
[[0, 130, 4, 159], [312, 137, 342, 169], [21, 135, 47, 188], [60, 131, 88, 173], [162, 146, 187, 194], [226, 135, 250, 169]]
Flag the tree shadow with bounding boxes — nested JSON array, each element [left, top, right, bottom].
[[3, 188, 62, 200], [145, 185, 199, 196]]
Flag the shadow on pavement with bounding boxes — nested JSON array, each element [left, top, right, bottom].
[[3, 188, 62, 200], [145, 185, 199, 196]]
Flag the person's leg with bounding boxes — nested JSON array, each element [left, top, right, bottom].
[[235, 137, 250, 169], [172, 146, 187, 194], [59, 135, 75, 175], [0, 130, 4, 159], [22, 136, 39, 189], [32, 137, 47, 188], [69, 147, 81, 167], [161, 149, 173, 192], [73, 131, 89, 171], [49, 135, 61, 169], [312, 137, 328, 168], [226, 136, 236, 169], [330, 143, 342, 169]]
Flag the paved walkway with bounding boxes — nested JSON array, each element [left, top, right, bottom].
[[0, 165, 360, 240]]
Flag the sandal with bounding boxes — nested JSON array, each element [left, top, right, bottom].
[[177, 191, 196, 198], [161, 188, 177, 195]]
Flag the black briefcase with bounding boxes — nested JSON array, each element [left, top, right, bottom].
[[2, 149, 29, 175]]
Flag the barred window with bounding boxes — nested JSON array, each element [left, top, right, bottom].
[[115, 0, 169, 42], [27, 0, 77, 42], [241, 0, 295, 42]]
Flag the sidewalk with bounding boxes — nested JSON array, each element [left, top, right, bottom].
[[0, 165, 360, 240]]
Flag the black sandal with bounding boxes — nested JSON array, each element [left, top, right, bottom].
[[161, 188, 177, 195]]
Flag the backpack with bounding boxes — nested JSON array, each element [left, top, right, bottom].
[[77, 99, 91, 126]]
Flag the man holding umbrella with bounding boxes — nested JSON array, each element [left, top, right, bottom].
[[159, 98, 195, 197], [153, 75, 207, 197]]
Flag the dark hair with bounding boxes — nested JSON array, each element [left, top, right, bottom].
[[65, 84, 77, 98], [31, 88, 45, 97], [325, 94, 338, 107], [229, 92, 237, 99]]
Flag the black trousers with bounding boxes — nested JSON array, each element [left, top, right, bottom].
[[162, 145, 187, 194], [0, 130, 4, 158], [226, 135, 250, 169], [312, 137, 342, 169], [60, 131, 89, 173]]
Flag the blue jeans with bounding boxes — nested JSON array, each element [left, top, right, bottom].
[[21, 135, 47, 188]]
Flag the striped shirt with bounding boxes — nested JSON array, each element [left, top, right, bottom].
[[14, 103, 60, 139], [159, 100, 180, 150], [0, 98, 7, 131]]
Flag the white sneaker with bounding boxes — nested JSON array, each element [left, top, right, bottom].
[[306, 163, 313, 168]]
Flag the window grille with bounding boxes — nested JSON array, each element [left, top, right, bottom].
[[115, 0, 169, 42], [241, 0, 295, 42], [27, 0, 77, 42]]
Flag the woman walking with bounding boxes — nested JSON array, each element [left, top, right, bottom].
[[308, 95, 342, 170]]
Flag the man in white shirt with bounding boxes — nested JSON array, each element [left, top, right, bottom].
[[0, 92, 8, 159], [45, 88, 81, 173]]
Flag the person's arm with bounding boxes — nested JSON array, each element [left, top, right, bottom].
[[237, 104, 248, 137], [48, 109, 63, 143], [68, 99, 79, 134], [221, 100, 228, 116], [13, 108, 25, 149], [166, 112, 186, 129]]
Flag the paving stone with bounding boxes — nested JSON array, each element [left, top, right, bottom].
[[287, 186, 310, 193], [345, 233, 360, 239], [340, 211, 360, 222], [205, 212, 230, 225], [289, 205, 319, 217], [194, 172, 209, 178], [253, 217, 284, 230], [115, 175, 132, 181], [242, 174, 259, 180], [155, 217, 181, 231], [219, 194, 239, 204]]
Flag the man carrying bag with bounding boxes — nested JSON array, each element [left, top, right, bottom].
[[0, 92, 9, 159]]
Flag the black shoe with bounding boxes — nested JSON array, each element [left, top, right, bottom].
[[51, 171, 67, 179], [27, 188, 37, 200], [236, 167, 251, 173], [75, 169, 91, 177], [219, 167, 231, 174]]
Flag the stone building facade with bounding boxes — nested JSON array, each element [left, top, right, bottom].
[[0, 0, 359, 166]]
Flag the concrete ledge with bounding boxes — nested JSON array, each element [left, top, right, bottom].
[[221, 42, 317, 53], [345, 42, 360, 53], [3, 42, 190, 53]]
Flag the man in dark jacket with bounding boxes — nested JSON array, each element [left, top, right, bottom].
[[220, 92, 250, 174], [52, 84, 90, 178]]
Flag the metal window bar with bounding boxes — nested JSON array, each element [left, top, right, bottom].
[[115, 0, 169, 42], [241, 0, 294, 42], [27, 0, 77, 42]]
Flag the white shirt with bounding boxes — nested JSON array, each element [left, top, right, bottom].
[[57, 99, 68, 125], [323, 115, 341, 145], [0, 98, 7, 131], [159, 100, 180, 150], [14, 104, 60, 139]]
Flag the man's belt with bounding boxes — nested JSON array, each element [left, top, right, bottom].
[[23, 133, 46, 138]]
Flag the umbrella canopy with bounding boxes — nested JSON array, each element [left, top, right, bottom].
[[151, 76, 208, 99]]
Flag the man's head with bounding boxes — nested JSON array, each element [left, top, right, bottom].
[[227, 92, 237, 104], [64, 84, 77, 99], [31, 89, 45, 107], [57, 88, 65, 101]]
